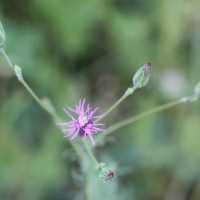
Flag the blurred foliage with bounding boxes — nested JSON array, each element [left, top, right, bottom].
[[1, 0, 200, 199]]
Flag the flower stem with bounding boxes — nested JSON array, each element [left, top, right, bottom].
[[94, 99, 185, 145], [0, 47, 99, 166], [21, 80, 63, 121], [0, 47, 14, 70], [0, 47, 63, 122], [82, 138, 99, 165], [94, 85, 138, 123]]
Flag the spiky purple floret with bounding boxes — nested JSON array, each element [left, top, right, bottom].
[[56, 99, 105, 146]]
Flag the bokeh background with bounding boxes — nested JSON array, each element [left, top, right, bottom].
[[1, 0, 200, 199]]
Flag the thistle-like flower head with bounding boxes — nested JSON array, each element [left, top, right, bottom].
[[57, 99, 105, 146]]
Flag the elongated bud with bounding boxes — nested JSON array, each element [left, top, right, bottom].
[[194, 82, 200, 96], [99, 167, 115, 183], [14, 65, 23, 81], [133, 63, 151, 88], [0, 21, 6, 47]]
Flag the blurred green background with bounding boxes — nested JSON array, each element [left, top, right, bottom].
[[1, 0, 200, 199]]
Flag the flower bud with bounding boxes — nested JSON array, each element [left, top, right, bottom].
[[14, 65, 23, 81], [194, 82, 200, 96], [99, 167, 115, 183], [0, 21, 6, 47], [132, 63, 151, 88]]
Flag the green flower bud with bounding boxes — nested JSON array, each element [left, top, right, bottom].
[[99, 167, 115, 183], [0, 21, 6, 47], [14, 65, 23, 81], [95, 162, 106, 171], [132, 63, 151, 88], [194, 82, 200, 96]]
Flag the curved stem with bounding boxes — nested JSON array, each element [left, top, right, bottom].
[[0, 47, 101, 165], [93, 94, 127, 123], [83, 138, 99, 165], [0, 47, 91, 163], [94, 86, 137, 123], [0, 47, 63, 122], [21, 80, 63, 121], [94, 99, 183, 145]]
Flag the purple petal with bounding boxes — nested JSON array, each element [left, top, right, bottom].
[[88, 134, 95, 146], [70, 129, 80, 140], [91, 114, 105, 119], [92, 107, 99, 114], [84, 104, 91, 115], [75, 105, 81, 115], [88, 107, 99, 119], [63, 130, 75, 137], [92, 127, 105, 131], [92, 123, 105, 126], [81, 128, 87, 139], [63, 108, 76, 121], [81, 98, 86, 112], [65, 104, 77, 114], [88, 112, 93, 120], [65, 124, 76, 127], [62, 128, 77, 132], [84, 131, 87, 138], [56, 121, 74, 125], [90, 129, 97, 133]]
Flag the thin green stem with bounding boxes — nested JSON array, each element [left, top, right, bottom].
[[83, 138, 99, 165], [94, 99, 183, 145], [86, 165, 93, 200], [0, 47, 63, 122], [94, 86, 137, 123], [94, 94, 126, 123], [0, 47, 14, 69], [21, 80, 63, 121]]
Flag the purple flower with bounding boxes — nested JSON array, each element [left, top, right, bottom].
[[57, 99, 105, 146]]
